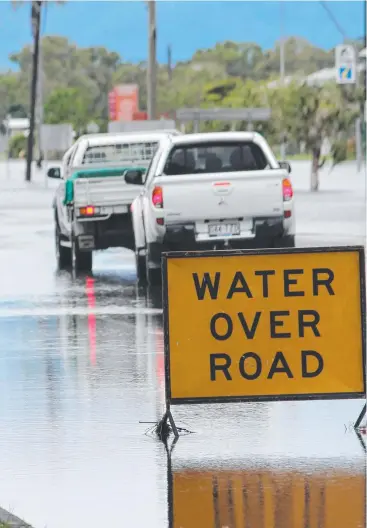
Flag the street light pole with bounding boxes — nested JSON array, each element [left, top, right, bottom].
[[147, 0, 157, 120], [25, 0, 42, 182]]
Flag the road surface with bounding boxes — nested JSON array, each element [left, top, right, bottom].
[[0, 160, 365, 528]]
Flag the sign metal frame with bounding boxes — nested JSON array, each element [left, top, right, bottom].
[[335, 44, 357, 85], [161, 246, 366, 436]]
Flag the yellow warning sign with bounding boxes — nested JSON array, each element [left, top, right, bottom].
[[172, 466, 366, 528], [162, 247, 365, 403]]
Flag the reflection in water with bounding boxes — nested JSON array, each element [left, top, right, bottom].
[[170, 462, 366, 528], [86, 277, 97, 366], [54, 270, 163, 311], [21, 280, 167, 428]]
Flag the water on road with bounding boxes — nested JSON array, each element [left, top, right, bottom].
[[0, 161, 365, 527]]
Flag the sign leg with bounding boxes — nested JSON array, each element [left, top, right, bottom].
[[355, 430, 366, 453], [155, 406, 180, 441], [167, 409, 179, 439], [354, 403, 366, 429]]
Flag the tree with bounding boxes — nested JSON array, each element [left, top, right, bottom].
[[268, 81, 363, 191], [10, 36, 120, 122], [0, 73, 28, 125], [8, 133, 28, 158], [44, 87, 92, 134], [1, 34, 363, 143]]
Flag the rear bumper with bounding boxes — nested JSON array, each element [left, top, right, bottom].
[[76, 212, 134, 251], [163, 217, 285, 248], [147, 217, 290, 263]]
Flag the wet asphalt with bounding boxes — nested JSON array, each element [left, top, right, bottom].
[[0, 160, 365, 528]]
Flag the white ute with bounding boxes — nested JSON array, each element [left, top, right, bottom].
[[128, 131, 295, 284], [48, 130, 180, 272]]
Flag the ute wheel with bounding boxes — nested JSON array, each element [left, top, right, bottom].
[[136, 250, 147, 284], [145, 247, 161, 286], [55, 223, 71, 269], [72, 235, 93, 273], [274, 235, 296, 248]]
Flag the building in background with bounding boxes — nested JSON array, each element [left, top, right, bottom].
[[6, 118, 30, 138]]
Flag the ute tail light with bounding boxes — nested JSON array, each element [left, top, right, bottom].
[[152, 186, 163, 208], [79, 206, 96, 216], [282, 178, 293, 201]]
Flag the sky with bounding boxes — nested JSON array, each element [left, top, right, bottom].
[[0, 1, 365, 69]]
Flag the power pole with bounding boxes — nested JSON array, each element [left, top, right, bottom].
[[37, 37, 44, 165], [354, 44, 362, 173], [279, 0, 286, 161], [147, 0, 157, 120], [25, 1, 42, 182], [167, 44, 172, 81]]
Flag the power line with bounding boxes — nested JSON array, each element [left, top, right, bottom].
[[319, 1, 349, 42]]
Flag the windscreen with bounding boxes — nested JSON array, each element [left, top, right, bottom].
[[163, 141, 270, 175], [82, 141, 159, 164]]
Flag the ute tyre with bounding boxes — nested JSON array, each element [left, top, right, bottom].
[[136, 251, 147, 284], [72, 235, 93, 273], [146, 267, 161, 286], [275, 235, 296, 248], [55, 224, 71, 270], [145, 247, 161, 287]]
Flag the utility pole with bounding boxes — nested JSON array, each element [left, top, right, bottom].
[[354, 44, 362, 173], [280, 2, 285, 83], [26, 0, 42, 182], [37, 38, 44, 166], [167, 44, 174, 120], [167, 44, 172, 81], [147, 0, 157, 120], [279, 0, 286, 161]]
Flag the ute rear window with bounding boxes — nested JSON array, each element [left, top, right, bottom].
[[82, 142, 159, 164], [163, 141, 269, 175]]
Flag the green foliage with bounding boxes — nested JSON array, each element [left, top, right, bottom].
[[0, 71, 28, 123], [0, 35, 350, 129], [267, 80, 362, 165], [330, 139, 348, 166], [8, 132, 27, 158], [8, 36, 120, 125], [44, 86, 92, 134], [0, 33, 364, 162]]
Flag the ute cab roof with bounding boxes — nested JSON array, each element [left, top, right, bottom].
[[162, 131, 279, 169], [169, 131, 261, 145], [78, 130, 180, 148]]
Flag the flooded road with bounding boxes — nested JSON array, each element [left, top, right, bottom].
[[0, 161, 365, 527]]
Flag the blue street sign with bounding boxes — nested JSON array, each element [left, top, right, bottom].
[[339, 67, 352, 80]]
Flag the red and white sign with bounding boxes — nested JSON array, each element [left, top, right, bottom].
[[114, 84, 139, 121], [108, 84, 140, 121], [108, 90, 117, 121]]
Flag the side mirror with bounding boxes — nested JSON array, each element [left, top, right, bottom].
[[279, 161, 291, 174], [124, 169, 144, 185], [47, 167, 61, 179]]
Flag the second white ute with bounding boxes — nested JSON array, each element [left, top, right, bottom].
[[128, 131, 296, 284]]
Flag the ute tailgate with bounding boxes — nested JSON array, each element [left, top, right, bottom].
[[158, 169, 286, 224], [73, 177, 139, 208]]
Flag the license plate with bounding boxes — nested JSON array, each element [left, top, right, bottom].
[[99, 205, 128, 214], [208, 222, 240, 237]]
